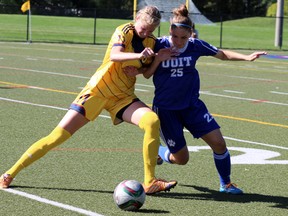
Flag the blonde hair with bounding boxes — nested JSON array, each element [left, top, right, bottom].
[[170, 4, 193, 30], [136, 6, 161, 27]]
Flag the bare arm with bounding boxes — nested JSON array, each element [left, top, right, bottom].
[[110, 46, 155, 62], [214, 49, 267, 61]]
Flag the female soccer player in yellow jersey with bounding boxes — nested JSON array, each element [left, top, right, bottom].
[[0, 6, 177, 195]]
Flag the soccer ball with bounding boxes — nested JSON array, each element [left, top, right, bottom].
[[113, 180, 146, 211]]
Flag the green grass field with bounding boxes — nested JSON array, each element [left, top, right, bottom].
[[0, 42, 288, 216], [0, 14, 287, 50]]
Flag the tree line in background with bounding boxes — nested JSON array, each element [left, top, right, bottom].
[[0, 0, 287, 20]]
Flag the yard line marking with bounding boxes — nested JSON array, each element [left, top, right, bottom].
[[0, 97, 110, 119], [200, 91, 288, 106], [0, 97, 288, 150], [1, 96, 287, 214], [0, 81, 148, 94], [1, 79, 288, 107], [2, 188, 104, 216], [1, 95, 287, 128], [0, 81, 78, 95], [0, 66, 90, 79], [223, 90, 244, 94], [0, 43, 104, 55], [0, 97, 68, 110], [186, 129, 288, 150], [212, 113, 288, 129], [223, 136, 288, 150], [270, 91, 288, 95]]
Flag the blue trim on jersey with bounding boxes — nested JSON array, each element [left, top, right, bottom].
[[153, 36, 218, 109], [112, 43, 125, 48], [69, 103, 86, 116]]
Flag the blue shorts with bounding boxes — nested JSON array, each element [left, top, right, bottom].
[[153, 99, 220, 153]]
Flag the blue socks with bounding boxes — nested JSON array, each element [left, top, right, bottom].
[[213, 149, 231, 185], [158, 145, 172, 163], [159, 145, 231, 186]]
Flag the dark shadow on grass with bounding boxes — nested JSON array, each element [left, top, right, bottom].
[[130, 209, 169, 214], [9, 185, 170, 214], [151, 184, 288, 210]]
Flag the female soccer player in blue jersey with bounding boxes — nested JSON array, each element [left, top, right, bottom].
[[0, 6, 177, 194], [142, 4, 267, 194]]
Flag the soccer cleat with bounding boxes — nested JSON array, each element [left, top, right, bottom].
[[219, 183, 243, 195], [157, 155, 163, 165], [143, 178, 177, 195], [0, 174, 13, 189]]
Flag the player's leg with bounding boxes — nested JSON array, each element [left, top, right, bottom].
[[183, 99, 243, 194], [121, 100, 177, 194], [154, 107, 189, 165], [201, 129, 230, 184], [159, 145, 189, 165], [201, 129, 243, 194], [0, 110, 89, 188], [0, 87, 104, 189]]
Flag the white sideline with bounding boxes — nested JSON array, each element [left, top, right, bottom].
[[0, 96, 287, 215], [3, 188, 104, 216]]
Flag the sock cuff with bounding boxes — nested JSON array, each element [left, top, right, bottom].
[[164, 150, 172, 164], [213, 149, 229, 160]]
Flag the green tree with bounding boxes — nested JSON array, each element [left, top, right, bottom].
[[193, 0, 276, 20], [266, 0, 288, 16]]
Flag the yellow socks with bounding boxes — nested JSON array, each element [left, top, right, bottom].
[[6, 126, 71, 178], [138, 111, 160, 186]]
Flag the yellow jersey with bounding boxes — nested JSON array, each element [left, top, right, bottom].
[[88, 22, 156, 100]]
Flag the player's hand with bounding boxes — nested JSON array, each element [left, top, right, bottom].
[[139, 47, 155, 59], [155, 48, 179, 62], [247, 51, 267, 61], [123, 66, 140, 77]]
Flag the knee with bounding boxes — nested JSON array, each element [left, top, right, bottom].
[[139, 112, 160, 130], [171, 153, 189, 165], [211, 139, 227, 154], [177, 158, 189, 165]]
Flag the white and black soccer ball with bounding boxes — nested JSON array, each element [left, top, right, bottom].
[[113, 180, 146, 211]]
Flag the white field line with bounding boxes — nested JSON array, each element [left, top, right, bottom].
[[1, 96, 286, 151], [0, 43, 105, 55], [0, 66, 90, 79], [0, 97, 110, 119], [270, 91, 288, 95], [3, 188, 104, 216], [223, 90, 244, 94], [1, 96, 287, 215], [200, 91, 288, 106], [2, 65, 287, 105], [186, 129, 288, 151]]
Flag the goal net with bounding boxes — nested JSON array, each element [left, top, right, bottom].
[[136, 0, 213, 24]]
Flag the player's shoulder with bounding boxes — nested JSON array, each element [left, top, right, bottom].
[[116, 22, 134, 35], [156, 36, 170, 46], [190, 38, 218, 51]]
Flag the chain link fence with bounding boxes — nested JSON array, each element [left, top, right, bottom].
[[0, 4, 287, 50]]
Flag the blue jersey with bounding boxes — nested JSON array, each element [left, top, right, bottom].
[[153, 36, 218, 109]]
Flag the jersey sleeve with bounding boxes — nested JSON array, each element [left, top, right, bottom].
[[194, 39, 218, 56], [111, 24, 133, 48]]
